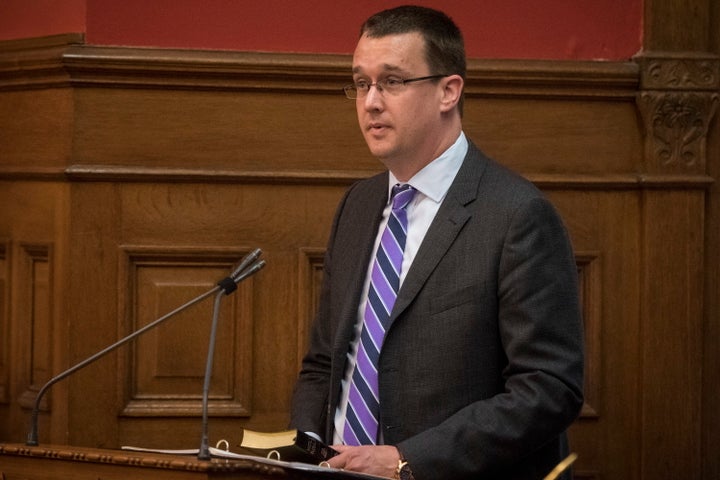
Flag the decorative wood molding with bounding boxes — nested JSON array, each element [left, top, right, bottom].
[[0, 166, 69, 181], [62, 165, 715, 190], [0, 443, 287, 476], [0, 165, 713, 189], [637, 52, 720, 91], [635, 52, 720, 175], [637, 91, 719, 172], [64, 164, 380, 186], [1, 35, 638, 99], [0, 34, 83, 90]]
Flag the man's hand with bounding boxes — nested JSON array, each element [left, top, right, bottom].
[[327, 444, 400, 478]]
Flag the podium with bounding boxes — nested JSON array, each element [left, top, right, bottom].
[[0, 443, 354, 480]]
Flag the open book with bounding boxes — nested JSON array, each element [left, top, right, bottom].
[[239, 428, 338, 463], [122, 430, 377, 479], [121, 440, 379, 480]]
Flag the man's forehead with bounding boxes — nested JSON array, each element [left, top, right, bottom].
[[352, 33, 426, 74]]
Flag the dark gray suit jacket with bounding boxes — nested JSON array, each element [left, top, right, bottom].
[[291, 142, 584, 480]]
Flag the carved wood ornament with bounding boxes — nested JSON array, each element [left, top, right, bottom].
[[636, 54, 720, 173]]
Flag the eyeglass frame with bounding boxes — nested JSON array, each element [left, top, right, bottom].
[[343, 74, 449, 99]]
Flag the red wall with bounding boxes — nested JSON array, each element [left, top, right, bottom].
[[0, 0, 642, 60], [0, 0, 86, 41]]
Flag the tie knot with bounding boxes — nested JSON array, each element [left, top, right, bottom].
[[391, 184, 415, 211]]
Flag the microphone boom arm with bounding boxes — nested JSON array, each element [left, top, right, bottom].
[[26, 284, 222, 446], [26, 250, 265, 447]]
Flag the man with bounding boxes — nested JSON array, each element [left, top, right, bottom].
[[290, 6, 584, 479]]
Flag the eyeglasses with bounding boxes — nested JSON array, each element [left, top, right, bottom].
[[343, 75, 448, 99]]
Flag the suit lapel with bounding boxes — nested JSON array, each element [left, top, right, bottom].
[[390, 144, 487, 322], [332, 175, 389, 356]]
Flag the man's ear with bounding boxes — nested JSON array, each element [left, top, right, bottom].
[[439, 74, 464, 112]]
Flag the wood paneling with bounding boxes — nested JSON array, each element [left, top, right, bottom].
[[0, 15, 718, 479], [15, 243, 52, 412], [0, 240, 9, 405]]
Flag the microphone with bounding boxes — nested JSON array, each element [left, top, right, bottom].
[[198, 255, 265, 460], [230, 248, 262, 279], [26, 250, 266, 447], [232, 258, 266, 284], [218, 248, 263, 294]]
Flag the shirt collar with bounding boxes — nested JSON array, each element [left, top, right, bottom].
[[387, 131, 468, 204]]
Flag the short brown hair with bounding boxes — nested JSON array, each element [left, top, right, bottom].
[[360, 5, 466, 113]]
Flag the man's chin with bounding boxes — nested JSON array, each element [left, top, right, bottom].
[[365, 143, 394, 163], [369, 151, 392, 166]]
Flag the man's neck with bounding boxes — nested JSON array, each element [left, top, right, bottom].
[[387, 127, 463, 182]]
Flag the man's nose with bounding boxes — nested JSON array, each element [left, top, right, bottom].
[[362, 84, 384, 109]]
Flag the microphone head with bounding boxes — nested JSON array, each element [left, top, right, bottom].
[[219, 249, 263, 294], [230, 248, 262, 278], [232, 259, 266, 283]]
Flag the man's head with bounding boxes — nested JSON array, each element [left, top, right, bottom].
[[350, 6, 466, 180], [359, 5, 466, 92]]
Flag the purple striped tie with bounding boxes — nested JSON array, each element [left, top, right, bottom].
[[343, 183, 416, 445]]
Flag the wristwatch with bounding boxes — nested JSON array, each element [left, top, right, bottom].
[[395, 453, 415, 480]]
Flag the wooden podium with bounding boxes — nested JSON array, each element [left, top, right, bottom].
[[0, 443, 357, 480]]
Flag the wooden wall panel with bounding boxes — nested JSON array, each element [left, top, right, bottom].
[[0, 181, 70, 447], [639, 190, 704, 480], [118, 247, 254, 418], [703, 87, 720, 480], [550, 190, 642, 480], [15, 243, 52, 412], [465, 97, 642, 177], [0, 26, 718, 480], [0, 89, 74, 175], [72, 90, 367, 174]]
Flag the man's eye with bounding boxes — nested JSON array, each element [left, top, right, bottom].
[[355, 81, 370, 90], [384, 78, 403, 88]]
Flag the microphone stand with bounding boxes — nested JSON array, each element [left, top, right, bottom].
[[197, 255, 265, 460], [26, 249, 265, 447]]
